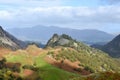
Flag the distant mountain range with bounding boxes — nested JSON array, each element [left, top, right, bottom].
[[4, 24, 120, 58], [7, 25, 114, 44], [0, 26, 27, 50]]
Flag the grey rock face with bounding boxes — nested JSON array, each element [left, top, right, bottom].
[[0, 26, 27, 50], [46, 34, 80, 49]]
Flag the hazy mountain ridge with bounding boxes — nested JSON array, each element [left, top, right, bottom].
[[7, 25, 114, 44]]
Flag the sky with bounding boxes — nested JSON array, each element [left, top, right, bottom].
[[0, 0, 120, 34]]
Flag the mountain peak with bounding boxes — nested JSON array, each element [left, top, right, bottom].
[[111, 34, 120, 41], [0, 26, 5, 32], [46, 34, 86, 51], [46, 34, 73, 48], [52, 33, 59, 38], [0, 26, 5, 36], [0, 26, 2, 29]]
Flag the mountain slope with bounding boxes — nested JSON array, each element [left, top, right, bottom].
[[7, 25, 114, 44], [0, 26, 27, 50], [45, 34, 120, 73], [102, 34, 120, 58]]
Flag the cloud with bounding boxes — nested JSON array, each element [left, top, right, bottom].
[[0, 5, 120, 32], [0, 11, 12, 19]]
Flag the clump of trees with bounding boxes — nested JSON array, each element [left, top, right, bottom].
[[0, 57, 21, 72], [0, 57, 41, 80], [84, 66, 94, 73], [22, 64, 39, 71], [0, 57, 23, 80]]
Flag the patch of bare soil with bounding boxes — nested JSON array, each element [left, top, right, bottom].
[[23, 69, 41, 80], [23, 69, 35, 77], [45, 55, 91, 75]]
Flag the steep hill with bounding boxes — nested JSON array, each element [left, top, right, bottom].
[[7, 25, 114, 44], [102, 34, 120, 58], [45, 34, 120, 73], [0, 26, 27, 50]]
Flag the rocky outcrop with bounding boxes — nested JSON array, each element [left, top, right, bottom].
[[46, 34, 76, 48]]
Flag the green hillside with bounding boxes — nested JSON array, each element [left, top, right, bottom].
[[46, 34, 120, 73], [6, 53, 75, 80], [48, 47, 120, 72]]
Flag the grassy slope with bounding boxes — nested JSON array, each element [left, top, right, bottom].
[[46, 34, 120, 72], [35, 55, 76, 80], [5, 47, 78, 80], [49, 47, 120, 72]]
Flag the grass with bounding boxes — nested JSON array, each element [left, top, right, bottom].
[[52, 48, 120, 72], [35, 54, 77, 80], [6, 51, 78, 80]]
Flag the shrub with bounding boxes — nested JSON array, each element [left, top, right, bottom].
[[22, 64, 39, 71], [74, 68, 82, 72], [84, 66, 94, 73]]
